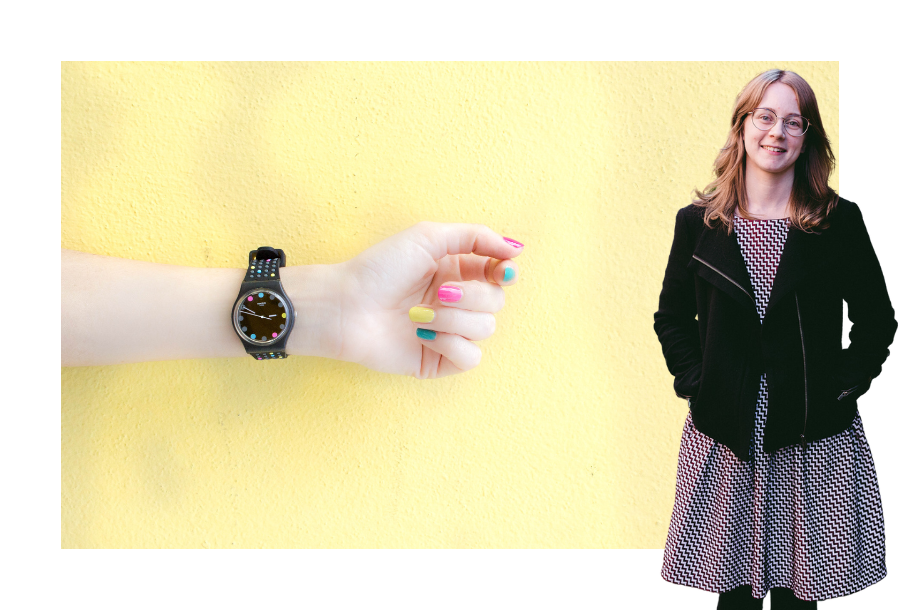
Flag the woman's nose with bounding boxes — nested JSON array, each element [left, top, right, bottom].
[[769, 117, 787, 138]]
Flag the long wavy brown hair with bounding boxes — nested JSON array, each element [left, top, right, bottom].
[[693, 69, 838, 233]]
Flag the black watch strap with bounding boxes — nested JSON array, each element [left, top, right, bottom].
[[252, 351, 287, 360], [244, 254, 282, 282], [239, 248, 289, 361]]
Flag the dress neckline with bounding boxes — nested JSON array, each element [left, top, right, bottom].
[[735, 215, 789, 222]]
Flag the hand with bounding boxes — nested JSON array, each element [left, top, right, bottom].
[[336, 222, 523, 379]]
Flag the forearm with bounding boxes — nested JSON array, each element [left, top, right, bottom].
[[61, 249, 343, 367]]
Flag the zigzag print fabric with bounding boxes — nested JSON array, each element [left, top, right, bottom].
[[661, 216, 886, 601]]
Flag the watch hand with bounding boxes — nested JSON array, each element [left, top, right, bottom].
[[240, 308, 268, 320]]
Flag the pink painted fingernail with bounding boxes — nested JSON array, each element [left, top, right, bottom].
[[438, 285, 462, 302], [503, 236, 524, 248]]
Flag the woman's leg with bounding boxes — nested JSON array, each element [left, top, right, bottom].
[[770, 588, 817, 609], [717, 585, 763, 610]]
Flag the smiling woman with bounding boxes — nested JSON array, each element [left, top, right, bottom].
[[653, 70, 896, 608], [692, 70, 837, 231]]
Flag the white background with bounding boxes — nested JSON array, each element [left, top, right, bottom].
[[4, 1, 897, 608]]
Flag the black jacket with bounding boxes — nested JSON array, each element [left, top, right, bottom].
[[654, 198, 896, 461]]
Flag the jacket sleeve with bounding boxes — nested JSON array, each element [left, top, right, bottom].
[[654, 207, 703, 399], [837, 201, 898, 391]]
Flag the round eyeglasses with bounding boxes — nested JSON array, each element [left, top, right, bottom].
[[747, 108, 810, 136]]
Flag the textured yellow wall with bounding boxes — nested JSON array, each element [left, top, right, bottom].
[[61, 62, 838, 548]]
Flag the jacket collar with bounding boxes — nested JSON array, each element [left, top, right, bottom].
[[689, 220, 814, 315], [689, 223, 756, 311]]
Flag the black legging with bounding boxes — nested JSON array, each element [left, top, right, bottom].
[[717, 585, 818, 609]]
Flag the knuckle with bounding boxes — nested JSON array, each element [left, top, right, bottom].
[[413, 220, 438, 238]]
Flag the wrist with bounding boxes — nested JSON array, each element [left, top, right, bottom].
[[280, 262, 344, 360]]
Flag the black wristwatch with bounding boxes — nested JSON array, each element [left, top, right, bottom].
[[232, 247, 295, 360]]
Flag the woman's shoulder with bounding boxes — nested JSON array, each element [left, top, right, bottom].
[[676, 202, 707, 223], [829, 196, 862, 220], [823, 197, 866, 233]]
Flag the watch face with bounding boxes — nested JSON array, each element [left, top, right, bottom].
[[233, 289, 291, 345]]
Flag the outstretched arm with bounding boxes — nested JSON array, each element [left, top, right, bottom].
[[62, 222, 524, 376], [61, 249, 342, 366]]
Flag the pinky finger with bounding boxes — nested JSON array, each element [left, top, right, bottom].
[[416, 329, 482, 378]]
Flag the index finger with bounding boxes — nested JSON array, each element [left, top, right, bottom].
[[408, 221, 524, 262]]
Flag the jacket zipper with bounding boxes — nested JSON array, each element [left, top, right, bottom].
[[837, 385, 860, 401], [692, 255, 753, 300], [795, 293, 808, 449], [693, 255, 808, 449]]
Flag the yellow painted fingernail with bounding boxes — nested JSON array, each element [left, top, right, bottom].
[[408, 306, 435, 323]]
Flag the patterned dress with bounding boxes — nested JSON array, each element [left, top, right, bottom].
[[661, 216, 886, 601]]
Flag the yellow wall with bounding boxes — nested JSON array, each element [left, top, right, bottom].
[[61, 62, 838, 548]]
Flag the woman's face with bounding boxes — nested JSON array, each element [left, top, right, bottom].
[[742, 82, 806, 179]]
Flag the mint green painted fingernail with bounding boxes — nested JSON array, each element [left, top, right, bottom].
[[417, 328, 437, 341], [503, 267, 515, 282]]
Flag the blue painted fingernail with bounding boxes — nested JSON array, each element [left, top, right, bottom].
[[416, 328, 437, 341], [503, 267, 515, 282]]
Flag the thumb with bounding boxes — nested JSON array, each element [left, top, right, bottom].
[[406, 221, 524, 262]]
